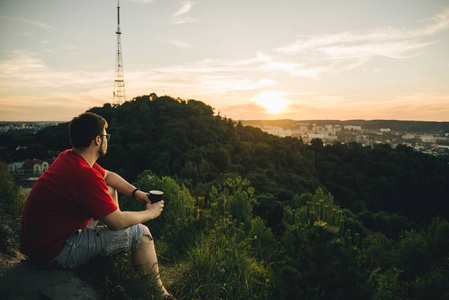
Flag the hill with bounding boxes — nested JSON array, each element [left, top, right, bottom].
[[4, 94, 447, 223], [1, 94, 449, 298]]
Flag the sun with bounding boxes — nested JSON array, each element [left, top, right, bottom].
[[254, 91, 290, 114]]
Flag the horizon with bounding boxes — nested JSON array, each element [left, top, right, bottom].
[[1, 0, 449, 122], [3, 112, 449, 124]]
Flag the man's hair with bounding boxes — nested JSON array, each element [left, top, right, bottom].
[[69, 112, 108, 150]]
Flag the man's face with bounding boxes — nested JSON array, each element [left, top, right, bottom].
[[98, 129, 108, 157]]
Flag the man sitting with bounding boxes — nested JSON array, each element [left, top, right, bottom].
[[20, 112, 174, 299]]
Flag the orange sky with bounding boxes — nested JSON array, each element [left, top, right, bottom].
[[1, 0, 448, 121]]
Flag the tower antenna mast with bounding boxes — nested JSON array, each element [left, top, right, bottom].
[[113, 0, 125, 105]]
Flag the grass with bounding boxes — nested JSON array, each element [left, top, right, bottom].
[[171, 219, 275, 299]]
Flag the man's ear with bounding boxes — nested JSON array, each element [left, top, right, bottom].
[[94, 136, 101, 146]]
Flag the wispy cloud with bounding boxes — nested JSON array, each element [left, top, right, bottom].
[[0, 50, 110, 89], [255, 52, 326, 79], [171, 1, 197, 24], [0, 15, 53, 30], [167, 39, 194, 49], [128, 58, 276, 96], [275, 8, 449, 76], [128, 0, 155, 3], [278, 9, 449, 55]]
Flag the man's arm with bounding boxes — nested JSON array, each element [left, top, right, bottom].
[[101, 201, 164, 231], [103, 170, 149, 203]]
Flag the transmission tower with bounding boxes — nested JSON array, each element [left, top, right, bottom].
[[113, 0, 125, 105]]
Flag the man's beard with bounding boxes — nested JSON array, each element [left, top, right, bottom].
[[98, 140, 107, 157]]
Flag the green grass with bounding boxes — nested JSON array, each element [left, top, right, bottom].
[[172, 219, 275, 299]]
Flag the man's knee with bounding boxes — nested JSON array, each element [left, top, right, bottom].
[[141, 224, 153, 243], [107, 185, 118, 207]]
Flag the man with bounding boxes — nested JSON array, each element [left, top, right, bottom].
[[20, 112, 174, 299]]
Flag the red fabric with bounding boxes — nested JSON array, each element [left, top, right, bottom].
[[20, 149, 118, 264]]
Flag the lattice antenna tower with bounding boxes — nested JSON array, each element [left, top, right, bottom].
[[113, 0, 126, 105]]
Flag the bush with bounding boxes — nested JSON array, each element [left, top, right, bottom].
[[369, 267, 405, 300], [279, 188, 370, 299], [411, 259, 449, 300], [84, 252, 163, 300], [0, 162, 26, 256], [0, 221, 18, 256], [123, 170, 198, 258], [0, 162, 26, 217], [175, 218, 275, 299]]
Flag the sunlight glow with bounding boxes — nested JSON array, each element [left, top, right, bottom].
[[254, 91, 291, 114]]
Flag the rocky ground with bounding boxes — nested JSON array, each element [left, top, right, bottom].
[[0, 253, 104, 299], [0, 209, 104, 300]]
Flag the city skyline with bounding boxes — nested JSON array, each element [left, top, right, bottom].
[[1, 0, 448, 121]]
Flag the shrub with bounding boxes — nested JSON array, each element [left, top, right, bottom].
[[0, 162, 26, 256], [123, 170, 198, 258], [0, 162, 26, 217], [279, 188, 370, 299], [84, 252, 163, 300], [175, 218, 275, 299]]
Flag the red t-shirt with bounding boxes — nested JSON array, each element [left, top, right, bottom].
[[20, 149, 118, 264]]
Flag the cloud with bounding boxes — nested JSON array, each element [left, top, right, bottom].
[[418, 8, 449, 35], [171, 1, 197, 24], [278, 9, 449, 56], [128, 59, 276, 96], [0, 50, 110, 89], [275, 8, 449, 75], [255, 52, 326, 79], [167, 39, 194, 48], [0, 15, 53, 30], [127, 0, 156, 3]]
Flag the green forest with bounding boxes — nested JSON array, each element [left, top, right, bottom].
[[1, 94, 449, 299]]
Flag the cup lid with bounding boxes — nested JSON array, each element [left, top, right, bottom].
[[149, 190, 163, 195]]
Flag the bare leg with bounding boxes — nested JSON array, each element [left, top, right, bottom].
[[132, 225, 169, 296], [108, 185, 119, 208], [102, 187, 171, 297]]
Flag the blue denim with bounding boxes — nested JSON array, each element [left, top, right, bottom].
[[53, 224, 144, 269]]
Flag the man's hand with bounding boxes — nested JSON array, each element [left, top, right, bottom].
[[101, 200, 165, 231], [146, 200, 164, 219], [135, 190, 151, 204]]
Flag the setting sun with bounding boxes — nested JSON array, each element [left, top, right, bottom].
[[254, 91, 291, 114]]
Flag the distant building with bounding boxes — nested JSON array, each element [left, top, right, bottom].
[[7, 162, 24, 173], [262, 125, 292, 137], [420, 135, 437, 143], [8, 159, 50, 175], [307, 133, 338, 141], [402, 134, 416, 139], [344, 125, 362, 131], [380, 128, 390, 133]]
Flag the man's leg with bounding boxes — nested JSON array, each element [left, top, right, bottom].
[[104, 186, 172, 297], [108, 185, 119, 208], [132, 225, 169, 297]]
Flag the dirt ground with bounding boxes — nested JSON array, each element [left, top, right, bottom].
[[0, 206, 103, 300], [0, 251, 104, 300]]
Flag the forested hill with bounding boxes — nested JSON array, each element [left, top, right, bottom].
[[8, 94, 449, 224]]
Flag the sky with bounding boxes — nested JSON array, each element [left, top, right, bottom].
[[0, 0, 448, 122]]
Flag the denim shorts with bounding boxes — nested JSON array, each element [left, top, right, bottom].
[[53, 224, 144, 269]]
